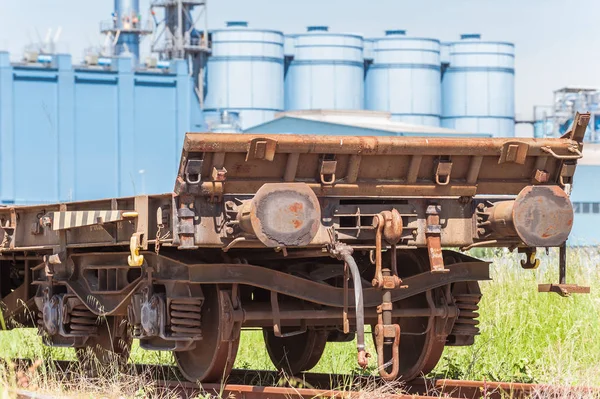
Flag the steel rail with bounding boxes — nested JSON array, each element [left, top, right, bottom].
[[7, 359, 600, 399]]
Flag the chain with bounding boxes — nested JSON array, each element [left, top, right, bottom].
[[155, 225, 171, 255]]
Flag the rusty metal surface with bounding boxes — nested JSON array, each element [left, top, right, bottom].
[[512, 185, 573, 247], [172, 256, 490, 309], [176, 132, 584, 199], [246, 183, 321, 247]]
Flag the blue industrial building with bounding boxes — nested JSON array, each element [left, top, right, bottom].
[[568, 158, 600, 246], [246, 109, 491, 137], [0, 52, 201, 204]]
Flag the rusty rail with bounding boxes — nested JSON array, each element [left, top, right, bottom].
[[6, 359, 600, 399]]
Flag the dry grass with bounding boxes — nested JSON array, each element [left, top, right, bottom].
[[0, 357, 170, 398]]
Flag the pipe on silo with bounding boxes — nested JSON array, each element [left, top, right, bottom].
[[227, 21, 249, 27], [384, 30, 406, 36], [460, 33, 481, 40], [307, 26, 329, 32]]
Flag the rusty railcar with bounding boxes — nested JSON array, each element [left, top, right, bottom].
[[0, 113, 591, 382]]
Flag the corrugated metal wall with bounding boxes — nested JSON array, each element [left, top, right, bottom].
[[0, 52, 199, 204]]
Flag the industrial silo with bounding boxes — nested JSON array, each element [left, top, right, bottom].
[[284, 26, 364, 110], [365, 30, 441, 126], [204, 21, 284, 129], [441, 34, 515, 137]]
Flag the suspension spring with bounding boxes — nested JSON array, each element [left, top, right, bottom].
[[67, 304, 99, 335], [451, 293, 482, 337], [170, 298, 203, 338]]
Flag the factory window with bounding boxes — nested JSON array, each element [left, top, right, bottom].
[[573, 202, 600, 214], [583, 203, 590, 213]]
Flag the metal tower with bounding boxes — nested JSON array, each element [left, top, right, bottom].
[[100, 0, 152, 64], [150, 0, 209, 59], [150, 1, 210, 103]]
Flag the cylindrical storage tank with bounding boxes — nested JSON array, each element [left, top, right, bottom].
[[284, 26, 364, 111], [205, 21, 284, 129], [365, 30, 441, 126], [441, 34, 515, 137], [533, 119, 555, 138]]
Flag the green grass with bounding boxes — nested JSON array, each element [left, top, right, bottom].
[[0, 247, 599, 386]]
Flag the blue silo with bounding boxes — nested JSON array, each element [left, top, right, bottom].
[[284, 26, 364, 110], [365, 30, 441, 126], [533, 119, 554, 138], [441, 34, 515, 137], [204, 21, 284, 129]]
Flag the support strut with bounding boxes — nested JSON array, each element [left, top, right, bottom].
[[538, 243, 590, 297]]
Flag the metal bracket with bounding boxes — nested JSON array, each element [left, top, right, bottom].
[[211, 166, 227, 182], [319, 156, 337, 185], [246, 137, 277, 162], [499, 142, 529, 164], [425, 205, 449, 273], [538, 244, 589, 297], [538, 284, 590, 297], [561, 112, 590, 142], [184, 158, 204, 185], [559, 162, 577, 187], [434, 159, 453, 185], [270, 291, 306, 337]]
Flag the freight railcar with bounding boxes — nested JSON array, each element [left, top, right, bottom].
[[0, 113, 591, 382]]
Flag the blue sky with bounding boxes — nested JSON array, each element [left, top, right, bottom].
[[1, 0, 598, 125]]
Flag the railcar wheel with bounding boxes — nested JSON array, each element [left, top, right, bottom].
[[76, 316, 132, 368], [175, 285, 241, 382], [372, 250, 446, 381], [263, 327, 328, 374]]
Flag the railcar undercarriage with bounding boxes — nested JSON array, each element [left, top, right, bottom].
[[0, 113, 591, 382]]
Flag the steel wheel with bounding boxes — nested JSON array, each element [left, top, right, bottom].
[[76, 316, 131, 367], [175, 285, 241, 382], [372, 250, 446, 381], [263, 327, 328, 374]]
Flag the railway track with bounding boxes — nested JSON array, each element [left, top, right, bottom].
[[6, 359, 600, 399]]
